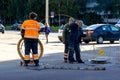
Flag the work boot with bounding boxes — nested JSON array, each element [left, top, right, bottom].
[[64, 53, 68, 63], [72, 59, 77, 62], [34, 60, 39, 66], [35, 63, 39, 66], [68, 61, 73, 64], [24, 63, 28, 66], [64, 58, 67, 63], [24, 60, 29, 66], [78, 60, 84, 63]]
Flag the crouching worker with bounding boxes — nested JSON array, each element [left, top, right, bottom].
[[20, 12, 41, 66]]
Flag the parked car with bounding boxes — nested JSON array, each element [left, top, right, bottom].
[[115, 20, 120, 28], [39, 22, 45, 32], [0, 23, 5, 34], [11, 23, 21, 30], [11, 22, 45, 32], [58, 25, 64, 42], [83, 24, 120, 44]]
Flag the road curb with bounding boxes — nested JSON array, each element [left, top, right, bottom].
[[25, 64, 106, 71]]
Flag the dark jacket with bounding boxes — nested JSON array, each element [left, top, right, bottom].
[[78, 28, 86, 43], [62, 23, 70, 44], [69, 23, 78, 43]]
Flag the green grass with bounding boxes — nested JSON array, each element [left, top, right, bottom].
[[50, 26, 59, 32], [5, 25, 11, 30], [4, 25, 60, 32]]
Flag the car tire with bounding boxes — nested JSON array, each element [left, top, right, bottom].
[[110, 41, 114, 43], [2, 31, 4, 34], [58, 37, 63, 42], [119, 38, 120, 44], [84, 40, 89, 44], [97, 36, 103, 44]]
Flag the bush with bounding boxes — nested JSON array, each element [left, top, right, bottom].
[[79, 12, 103, 25], [50, 26, 59, 32], [5, 25, 11, 30]]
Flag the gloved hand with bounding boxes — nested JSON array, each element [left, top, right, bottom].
[[21, 29, 25, 38], [21, 33, 24, 38]]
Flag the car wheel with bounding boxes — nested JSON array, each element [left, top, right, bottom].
[[119, 38, 120, 44], [84, 40, 89, 44], [110, 41, 114, 43], [58, 37, 63, 42], [2, 31, 4, 34], [97, 36, 103, 44]]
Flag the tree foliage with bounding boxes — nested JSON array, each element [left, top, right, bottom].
[[0, 0, 120, 25], [49, 0, 87, 19]]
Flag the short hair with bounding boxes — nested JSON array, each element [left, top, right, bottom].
[[29, 12, 37, 19], [69, 17, 75, 22], [76, 20, 84, 26]]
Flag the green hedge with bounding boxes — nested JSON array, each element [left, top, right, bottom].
[[5, 25, 60, 32], [50, 26, 59, 32], [5, 25, 11, 30]]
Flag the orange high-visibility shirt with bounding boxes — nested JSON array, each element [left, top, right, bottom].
[[21, 20, 40, 39]]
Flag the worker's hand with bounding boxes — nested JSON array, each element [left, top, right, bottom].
[[21, 33, 24, 38], [21, 29, 25, 38]]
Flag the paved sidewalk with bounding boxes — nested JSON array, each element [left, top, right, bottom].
[[0, 31, 117, 70]]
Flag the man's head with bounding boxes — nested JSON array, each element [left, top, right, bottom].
[[68, 17, 75, 25], [76, 20, 83, 28], [29, 12, 37, 20]]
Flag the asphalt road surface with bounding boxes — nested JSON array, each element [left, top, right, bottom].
[[0, 31, 120, 80]]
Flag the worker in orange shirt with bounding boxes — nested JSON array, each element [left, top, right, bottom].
[[21, 12, 40, 66]]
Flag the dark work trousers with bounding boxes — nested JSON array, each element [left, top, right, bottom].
[[64, 43, 69, 53], [68, 22, 82, 62], [24, 38, 39, 64], [68, 41, 81, 62], [74, 43, 81, 61], [64, 43, 69, 61]]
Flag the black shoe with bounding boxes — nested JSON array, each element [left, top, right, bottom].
[[64, 60, 67, 63], [78, 61, 84, 63], [64, 58, 68, 63], [24, 63, 28, 66], [35, 64, 39, 66], [72, 59, 77, 62], [69, 61, 73, 64]]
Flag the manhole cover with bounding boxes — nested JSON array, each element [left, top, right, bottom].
[[89, 57, 110, 64]]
